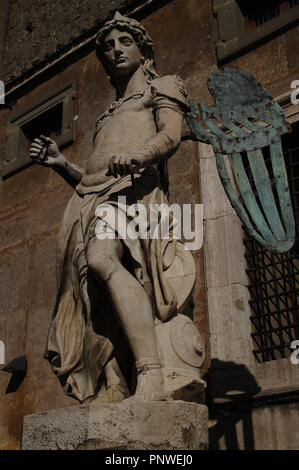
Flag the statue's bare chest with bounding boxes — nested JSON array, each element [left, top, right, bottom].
[[94, 87, 156, 142]]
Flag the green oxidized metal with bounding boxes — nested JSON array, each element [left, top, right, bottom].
[[186, 67, 295, 253]]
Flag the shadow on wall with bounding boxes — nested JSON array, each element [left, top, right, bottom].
[[207, 359, 261, 450], [2, 356, 27, 394]]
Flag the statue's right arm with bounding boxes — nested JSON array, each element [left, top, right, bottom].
[[29, 135, 84, 188]]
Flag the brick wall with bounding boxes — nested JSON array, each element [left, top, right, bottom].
[[0, 0, 10, 70], [3, 0, 139, 84]]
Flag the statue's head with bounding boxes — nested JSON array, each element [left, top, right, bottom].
[[96, 11, 158, 82]]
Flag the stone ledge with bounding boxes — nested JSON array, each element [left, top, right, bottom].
[[21, 400, 208, 450]]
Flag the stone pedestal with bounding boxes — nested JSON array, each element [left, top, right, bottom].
[[21, 400, 208, 450]]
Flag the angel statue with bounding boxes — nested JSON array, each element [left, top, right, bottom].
[[29, 9, 294, 406], [29, 12, 205, 404]]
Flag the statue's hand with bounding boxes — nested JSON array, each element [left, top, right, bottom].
[[106, 152, 156, 178], [106, 153, 142, 178], [131, 153, 156, 168], [29, 135, 65, 167]]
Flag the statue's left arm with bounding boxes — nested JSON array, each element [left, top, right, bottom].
[[132, 106, 184, 167]]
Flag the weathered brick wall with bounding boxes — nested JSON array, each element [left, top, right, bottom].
[[0, 0, 298, 452], [3, 0, 138, 84], [0, 0, 10, 70]]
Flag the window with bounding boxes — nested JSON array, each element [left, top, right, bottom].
[[244, 122, 299, 363], [213, 0, 299, 63], [290, 0, 299, 8], [2, 82, 75, 179], [240, 0, 286, 29]]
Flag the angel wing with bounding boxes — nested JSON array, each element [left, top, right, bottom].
[[185, 67, 295, 253]]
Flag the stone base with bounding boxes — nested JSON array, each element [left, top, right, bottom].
[[21, 400, 208, 450]]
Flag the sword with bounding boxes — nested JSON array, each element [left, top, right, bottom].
[[130, 172, 138, 204]]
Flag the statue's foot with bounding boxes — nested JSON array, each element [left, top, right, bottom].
[[133, 368, 167, 401]]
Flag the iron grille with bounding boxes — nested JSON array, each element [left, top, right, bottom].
[[254, 4, 281, 27], [243, 123, 299, 363], [237, 0, 298, 33]]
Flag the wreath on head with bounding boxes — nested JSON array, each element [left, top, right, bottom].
[[96, 11, 155, 61]]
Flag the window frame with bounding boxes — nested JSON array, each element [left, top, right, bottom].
[[2, 82, 76, 179], [213, 0, 299, 63]]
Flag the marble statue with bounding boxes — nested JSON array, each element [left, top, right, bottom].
[[29, 12, 205, 404]]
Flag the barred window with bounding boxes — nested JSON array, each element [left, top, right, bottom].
[[289, 0, 299, 8], [240, 0, 286, 30], [2, 82, 75, 179], [244, 122, 299, 363], [213, 0, 299, 63]]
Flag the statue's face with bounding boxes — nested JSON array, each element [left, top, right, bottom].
[[102, 28, 142, 77]]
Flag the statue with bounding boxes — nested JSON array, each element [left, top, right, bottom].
[[29, 12, 205, 404]]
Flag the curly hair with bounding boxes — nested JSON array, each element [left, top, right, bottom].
[[96, 11, 159, 82]]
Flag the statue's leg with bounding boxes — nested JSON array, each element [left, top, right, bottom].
[[87, 236, 166, 401]]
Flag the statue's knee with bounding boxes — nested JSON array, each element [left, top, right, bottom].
[[88, 255, 115, 281], [87, 245, 120, 282]]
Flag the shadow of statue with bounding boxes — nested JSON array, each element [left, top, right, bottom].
[[207, 358, 261, 450]]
